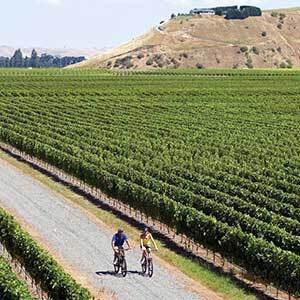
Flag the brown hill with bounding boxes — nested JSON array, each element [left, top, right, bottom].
[[72, 8, 300, 69]]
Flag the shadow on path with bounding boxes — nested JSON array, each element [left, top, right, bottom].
[[95, 270, 142, 277]]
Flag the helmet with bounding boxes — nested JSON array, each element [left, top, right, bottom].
[[117, 228, 124, 234], [143, 227, 149, 233]]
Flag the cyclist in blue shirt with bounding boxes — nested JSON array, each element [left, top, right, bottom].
[[111, 228, 131, 265]]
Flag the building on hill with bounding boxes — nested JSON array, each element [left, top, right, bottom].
[[189, 5, 261, 20], [190, 8, 215, 15]]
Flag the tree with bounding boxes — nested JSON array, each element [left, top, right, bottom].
[[146, 58, 154, 66], [24, 56, 30, 68], [280, 62, 287, 68], [196, 63, 205, 69], [240, 6, 262, 17], [225, 6, 262, 20], [252, 47, 259, 55], [246, 58, 254, 69], [40, 53, 54, 68], [53, 57, 61, 68], [213, 6, 238, 16], [0, 50, 85, 68], [10, 49, 23, 67], [279, 13, 286, 20], [30, 49, 39, 68], [286, 59, 293, 69], [214, 8, 223, 16], [240, 46, 248, 53], [60, 56, 85, 67], [0, 57, 10, 67]]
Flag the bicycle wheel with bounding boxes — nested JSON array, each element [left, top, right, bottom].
[[121, 258, 127, 277], [148, 258, 153, 277], [141, 257, 147, 274], [114, 258, 120, 274]]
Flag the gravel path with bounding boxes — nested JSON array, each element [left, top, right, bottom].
[[0, 160, 201, 300]]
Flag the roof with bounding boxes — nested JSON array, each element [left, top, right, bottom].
[[191, 8, 215, 13]]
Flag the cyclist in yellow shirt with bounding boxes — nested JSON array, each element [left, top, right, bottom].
[[140, 227, 158, 261]]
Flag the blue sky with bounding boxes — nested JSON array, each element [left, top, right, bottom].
[[1, 0, 299, 49]]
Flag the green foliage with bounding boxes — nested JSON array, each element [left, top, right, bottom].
[[251, 47, 259, 55], [279, 13, 286, 20], [286, 59, 293, 69], [240, 6, 262, 17], [271, 12, 279, 17], [1, 49, 85, 68], [0, 207, 92, 300], [225, 6, 261, 20], [0, 57, 10, 67], [0, 69, 300, 297], [240, 46, 248, 53], [196, 63, 205, 69], [137, 53, 145, 59], [213, 6, 238, 16], [114, 56, 133, 69], [0, 256, 33, 300], [280, 60, 293, 69], [30, 49, 39, 68], [181, 53, 188, 59], [146, 58, 154, 66], [10, 49, 23, 68], [245, 58, 254, 69], [225, 9, 246, 20], [280, 62, 287, 68], [214, 8, 223, 16]]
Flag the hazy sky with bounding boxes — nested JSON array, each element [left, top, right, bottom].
[[1, 0, 299, 49]]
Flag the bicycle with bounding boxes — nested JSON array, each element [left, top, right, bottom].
[[113, 247, 128, 277], [141, 247, 156, 277]]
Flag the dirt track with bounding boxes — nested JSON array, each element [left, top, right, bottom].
[[0, 158, 204, 300]]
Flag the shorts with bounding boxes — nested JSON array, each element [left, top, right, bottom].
[[144, 245, 151, 253]]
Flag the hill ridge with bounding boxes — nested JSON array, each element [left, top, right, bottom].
[[72, 8, 300, 69]]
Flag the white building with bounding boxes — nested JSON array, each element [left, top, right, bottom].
[[190, 8, 215, 15]]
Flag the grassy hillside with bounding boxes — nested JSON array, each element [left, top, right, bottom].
[[72, 8, 300, 69]]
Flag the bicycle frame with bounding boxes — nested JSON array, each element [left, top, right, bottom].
[[114, 246, 129, 277], [141, 248, 156, 277]]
